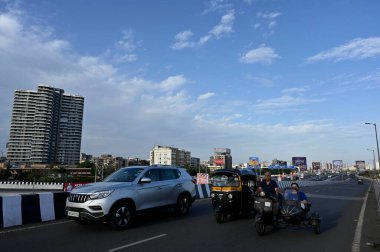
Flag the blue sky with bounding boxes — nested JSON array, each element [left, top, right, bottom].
[[0, 0, 380, 166]]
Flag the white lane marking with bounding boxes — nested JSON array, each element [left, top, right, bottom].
[[351, 181, 371, 252], [108, 234, 167, 252], [0, 220, 71, 234]]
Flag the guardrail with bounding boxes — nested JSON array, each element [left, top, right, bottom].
[[0, 181, 63, 190]]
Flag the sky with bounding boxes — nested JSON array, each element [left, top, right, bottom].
[[0, 0, 380, 166]]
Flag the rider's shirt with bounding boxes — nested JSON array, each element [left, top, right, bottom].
[[289, 190, 308, 201], [260, 179, 278, 196]]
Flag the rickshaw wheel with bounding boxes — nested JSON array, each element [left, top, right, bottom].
[[215, 212, 225, 223]]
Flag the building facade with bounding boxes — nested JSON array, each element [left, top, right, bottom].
[[7, 85, 84, 165], [150, 145, 191, 168], [213, 148, 232, 169]]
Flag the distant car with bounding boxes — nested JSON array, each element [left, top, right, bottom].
[[357, 178, 364, 184], [65, 166, 196, 229]]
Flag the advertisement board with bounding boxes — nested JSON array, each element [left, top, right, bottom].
[[355, 160, 366, 170], [196, 173, 209, 184], [312, 162, 321, 170], [333, 160, 343, 169], [63, 182, 89, 192], [249, 157, 260, 168], [292, 157, 307, 171]]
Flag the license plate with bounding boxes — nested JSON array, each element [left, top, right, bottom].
[[67, 211, 80, 218], [265, 202, 271, 207]]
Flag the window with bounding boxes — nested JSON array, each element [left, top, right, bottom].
[[161, 169, 180, 180], [144, 169, 161, 182]]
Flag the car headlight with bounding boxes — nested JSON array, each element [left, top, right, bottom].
[[228, 193, 233, 199], [89, 190, 114, 199]]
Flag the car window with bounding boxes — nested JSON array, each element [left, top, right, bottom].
[[161, 169, 180, 180], [103, 168, 144, 182], [144, 169, 161, 182]]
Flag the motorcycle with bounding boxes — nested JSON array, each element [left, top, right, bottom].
[[280, 188, 321, 234], [253, 191, 279, 235]]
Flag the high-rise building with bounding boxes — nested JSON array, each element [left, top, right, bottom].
[[7, 85, 84, 165], [213, 148, 232, 169], [150, 145, 191, 167]]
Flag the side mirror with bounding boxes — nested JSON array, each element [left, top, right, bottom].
[[140, 177, 152, 184]]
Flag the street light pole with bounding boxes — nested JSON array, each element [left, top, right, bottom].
[[365, 123, 380, 170], [367, 149, 376, 170]]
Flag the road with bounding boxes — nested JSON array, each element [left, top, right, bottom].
[[0, 178, 373, 252]]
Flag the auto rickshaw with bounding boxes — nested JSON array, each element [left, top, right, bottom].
[[210, 168, 258, 223]]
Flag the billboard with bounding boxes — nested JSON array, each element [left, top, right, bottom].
[[249, 157, 260, 168], [214, 156, 225, 165], [292, 157, 307, 171], [312, 162, 321, 170], [333, 160, 343, 169], [355, 160, 366, 170]]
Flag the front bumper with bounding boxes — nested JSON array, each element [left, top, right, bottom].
[[65, 206, 107, 222]]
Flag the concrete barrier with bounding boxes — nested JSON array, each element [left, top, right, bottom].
[[0, 181, 63, 190], [0, 192, 69, 229]]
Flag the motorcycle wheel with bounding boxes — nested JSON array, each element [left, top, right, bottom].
[[255, 222, 266, 236], [313, 224, 320, 234], [215, 212, 225, 224]]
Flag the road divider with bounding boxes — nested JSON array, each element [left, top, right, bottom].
[[0, 192, 69, 229]]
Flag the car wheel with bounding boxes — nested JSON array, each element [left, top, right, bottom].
[[175, 194, 190, 216], [109, 202, 134, 230]]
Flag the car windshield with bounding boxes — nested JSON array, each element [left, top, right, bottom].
[[211, 174, 240, 187], [103, 168, 145, 182], [284, 188, 300, 201]]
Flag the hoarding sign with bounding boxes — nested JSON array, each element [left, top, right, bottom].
[[355, 160, 366, 170], [249, 157, 260, 168], [292, 157, 307, 171], [312, 162, 321, 170], [333, 160, 343, 169]]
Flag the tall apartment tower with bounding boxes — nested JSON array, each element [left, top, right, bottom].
[[149, 145, 191, 168], [7, 85, 84, 165], [213, 148, 232, 169]]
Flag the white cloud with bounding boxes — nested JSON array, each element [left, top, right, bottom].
[[202, 0, 232, 15], [159, 75, 188, 91], [198, 92, 215, 100], [257, 12, 281, 19], [307, 37, 380, 62], [239, 45, 280, 64], [171, 30, 196, 50], [171, 9, 235, 50], [209, 10, 235, 38], [254, 95, 324, 112], [282, 87, 308, 94]]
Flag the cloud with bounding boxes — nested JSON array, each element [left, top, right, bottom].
[[239, 45, 280, 64], [202, 0, 232, 15], [171, 10, 235, 50], [254, 95, 324, 112], [197, 92, 215, 100], [307, 37, 380, 62], [209, 10, 235, 38], [171, 30, 196, 50], [281, 87, 308, 94], [159, 75, 188, 91], [257, 12, 281, 19], [112, 29, 141, 63], [255, 11, 281, 38]]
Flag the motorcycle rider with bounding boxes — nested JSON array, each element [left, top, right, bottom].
[[257, 171, 282, 222]]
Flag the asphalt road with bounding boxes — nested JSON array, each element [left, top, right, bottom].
[[0, 178, 373, 252]]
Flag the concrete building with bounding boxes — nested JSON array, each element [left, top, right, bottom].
[[150, 145, 191, 168], [6, 85, 84, 165], [213, 148, 232, 169]]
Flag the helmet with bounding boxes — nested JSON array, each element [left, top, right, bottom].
[[291, 182, 299, 190]]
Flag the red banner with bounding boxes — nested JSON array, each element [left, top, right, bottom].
[[63, 182, 90, 192]]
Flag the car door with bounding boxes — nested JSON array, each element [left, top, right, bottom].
[[159, 168, 183, 205], [136, 168, 166, 210]]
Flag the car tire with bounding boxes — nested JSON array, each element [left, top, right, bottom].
[[109, 202, 134, 230], [175, 194, 190, 216]]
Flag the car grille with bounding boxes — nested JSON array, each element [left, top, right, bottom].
[[68, 193, 89, 203]]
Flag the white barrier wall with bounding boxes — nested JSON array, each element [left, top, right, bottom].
[[0, 181, 63, 190]]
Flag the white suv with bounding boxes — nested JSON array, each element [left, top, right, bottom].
[[65, 166, 196, 229]]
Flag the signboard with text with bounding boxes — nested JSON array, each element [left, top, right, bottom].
[[292, 157, 307, 171]]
